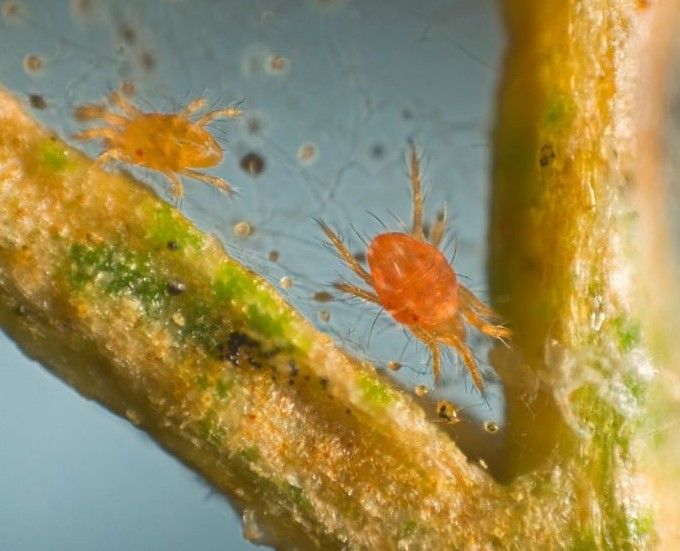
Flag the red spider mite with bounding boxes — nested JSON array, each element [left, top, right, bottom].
[[73, 86, 242, 198], [319, 145, 510, 392]]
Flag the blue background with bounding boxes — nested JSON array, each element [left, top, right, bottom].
[[0, 1, 504, 549]]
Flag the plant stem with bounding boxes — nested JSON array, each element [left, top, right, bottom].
[[1, 1, 678, 547]]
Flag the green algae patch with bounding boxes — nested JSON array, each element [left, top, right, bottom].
[[356, 372, 396, 409], [198, 412, 228, 448], [239, 446, 261, 463], [147, 203, 204, 251], [612, 315, 641, 353], [213, 261, 260, 303], [399, 520, 418, 539], [278, 481, 312, 513], [543, 93, 576, 130], [69, 243, 168, 315], [215, 378, 233, 399], [569, 531, 597, 551], [39, 138, 73, 172], [213, 261, 290, 339], [213, 261, 311, 352]]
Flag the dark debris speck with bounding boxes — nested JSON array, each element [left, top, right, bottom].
[[240, 152, 265, 176], [539, 143, 556, 167], [312, 291, 333, 303], [28, 94, 47, 109], [370, 143, 385, 159], [219, 331, 260, 366], [166, 279, 186, 295]]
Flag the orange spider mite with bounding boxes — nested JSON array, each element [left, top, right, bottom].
[[73, 88, 242, 198], [319, 146, 510, 392]]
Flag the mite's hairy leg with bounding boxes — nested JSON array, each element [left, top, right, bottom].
[[440, 330, 485, 392], [413, 327, 442, 383], [429, 206, 447, 248], [182, 97, 208, 117], [408, 144, 426, 241], [333, 282, 380, 304], [72, 127, 116, 141], [196, 106, 243, 127], [317, 221, 374, 287], [183, 169, 236, 196], [167, 172, 185, 199], [109, 89, 142, 118], [74, 104, 127, 126]]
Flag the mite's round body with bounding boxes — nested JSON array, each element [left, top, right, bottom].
[[367, 232, 459, 329], [73, 88, 241, 197], [113, 114, 223, 172]]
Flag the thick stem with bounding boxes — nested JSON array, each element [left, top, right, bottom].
[[491, 0, 680, 547], [1, 1, 678, 547]]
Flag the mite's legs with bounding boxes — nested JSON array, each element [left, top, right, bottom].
[[429, 206, 447, 248], [333, 282, 380, 304], [109, 89, 142, 118], [74, 104, 127, 126], [197, 106, 243, 127], [182, 169, 236, 196], [458, 286, 512, 341], [413, 327, 442, 383], [93, 148, 125, 167], [317, 221, 374, 287], [181, 97, 208, 117], [461, 308, 512, 341], [457, 285, 497, 317], [167, 172, 184, 199], [408, 144, 426, 241], [72, 127, 116, 141], [440, 330, 485, 392]]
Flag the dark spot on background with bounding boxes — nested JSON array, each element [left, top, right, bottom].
[[370, 143, 385, 159], [73, 0, 93, 15], [28, 94, 47, 109], [23, 54, 44, 73], [240, 152, 265, 176], [313, 291, 333, 303], [2, 1, 20, 19], [247, 117, 262, 134], [139, 51, 156, 72], [119, 23, 136, 45]]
